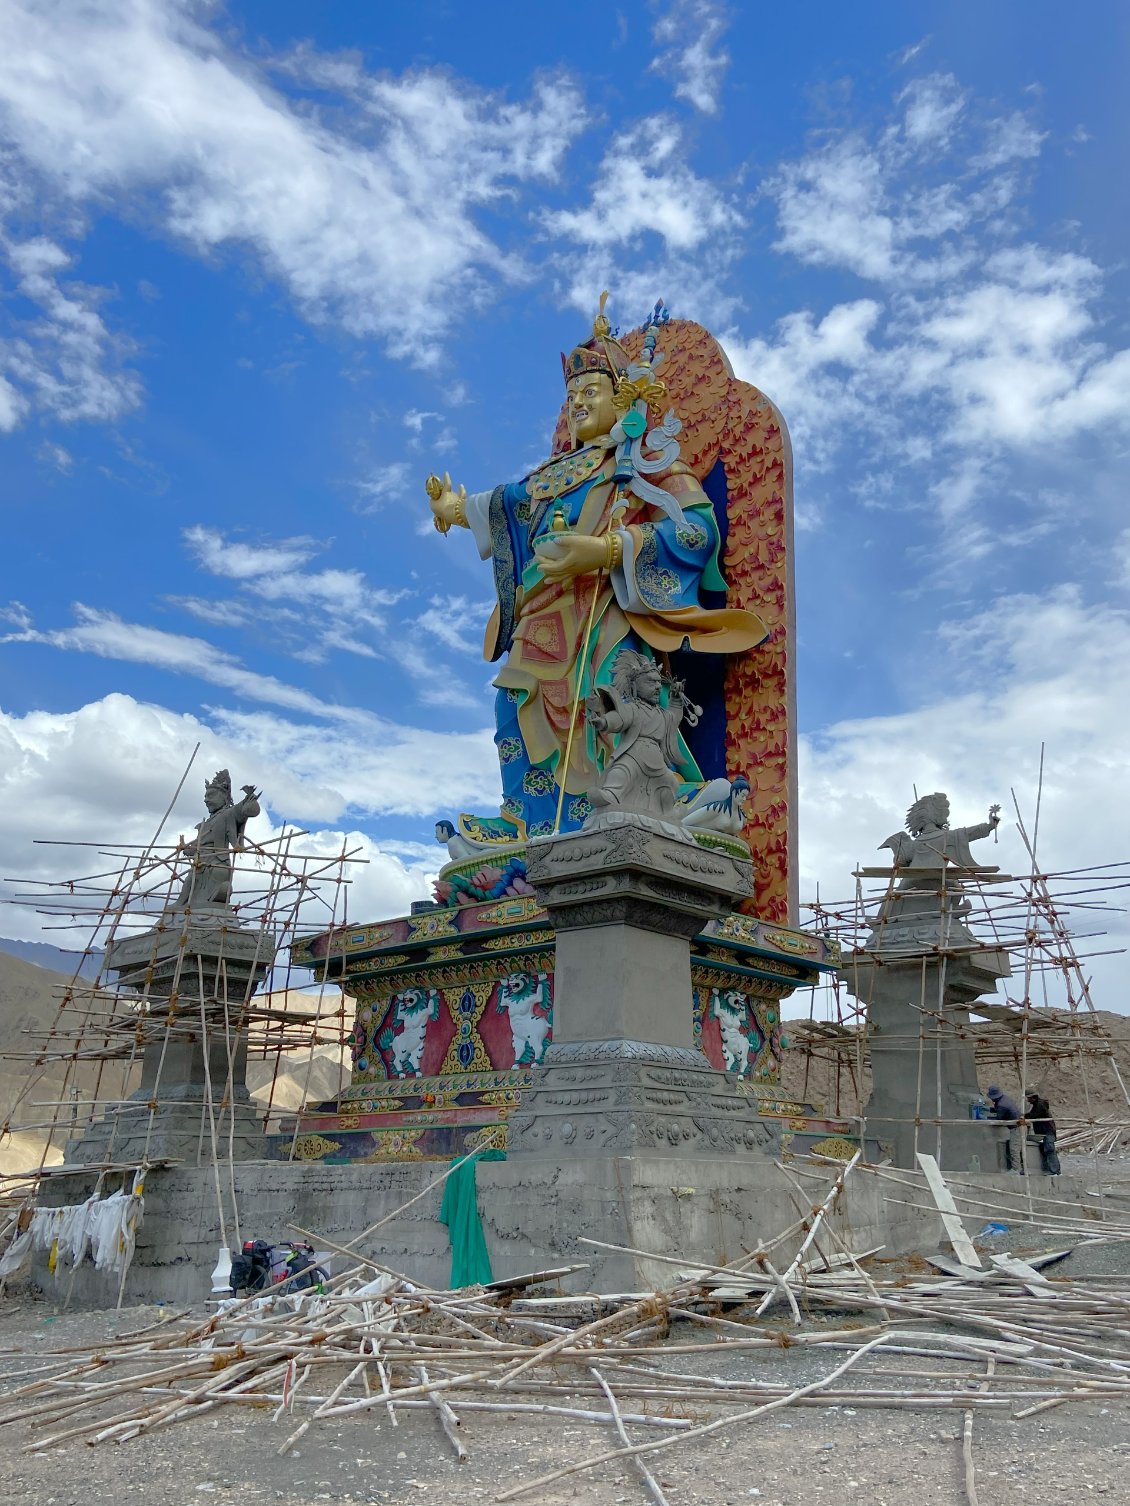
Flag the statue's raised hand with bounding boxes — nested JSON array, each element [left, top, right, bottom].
[[425, 471, 467, 533], [585, 690, 608, 733], [534, 532, 606, 582]]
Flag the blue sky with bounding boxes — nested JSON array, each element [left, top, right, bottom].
[[1, 1, 1128, 1006]]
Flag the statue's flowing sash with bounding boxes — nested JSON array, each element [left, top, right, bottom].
[[486, 484, 521, 661]]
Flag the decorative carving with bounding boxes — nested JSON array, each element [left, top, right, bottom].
[[543, 1039, 709, 1068], [809, 1136, 860, 1161], [473, 897, 546, 927], [292, 1133, 342, 1161], [407, 910, 460, 942], [439, 981, 494, 1073], [585, 651, 698, 820]]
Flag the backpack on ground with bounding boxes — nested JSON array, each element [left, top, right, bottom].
[[229, 1238, 273, 1294]]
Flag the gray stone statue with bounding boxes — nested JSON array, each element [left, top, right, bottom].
[[843, 790, 1012, 1171], [882, 791, 1001, 875], [871, 791, 1001, 950], [174, 769, 261, 910], [585, 650, 700, 819]]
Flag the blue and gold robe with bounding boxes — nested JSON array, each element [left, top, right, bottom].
[[463, 443, 766, 836]]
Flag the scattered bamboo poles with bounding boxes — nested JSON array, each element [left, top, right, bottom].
[[2, 1162, 1130, 1506]]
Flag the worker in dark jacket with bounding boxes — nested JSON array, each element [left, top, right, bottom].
[[1025, 1089, 1061, 1175], [986, 1085, 1023, 1172]]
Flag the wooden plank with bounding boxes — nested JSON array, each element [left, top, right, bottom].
[[924, 1253, 990, 1282], [989, 1253, 1055, 1297], [916, 1152, 983, 1268], [485, 1263, 588, 1293]]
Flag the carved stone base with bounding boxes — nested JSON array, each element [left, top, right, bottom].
[[511, 814, 774, 1161], [526, 819, 752, 1054], [847, 950, 1012, 1173], [67, 912, 276, 1167], [67, 1089, 267, 1167], [507, 1046, 777, 1159]]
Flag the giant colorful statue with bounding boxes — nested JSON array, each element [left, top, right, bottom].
[[427, 298, 796, 923]]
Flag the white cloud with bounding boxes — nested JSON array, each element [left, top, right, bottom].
[[765, 76, 1042, 288], [544, 116, 746, 331], [799, 585, 1130, 1013], [725, 300, 881, 461], [545, 118, 740, 253], [181, 524, 409, 661], [898, 73, 966, 146], [183, 526, 320, 581], [0, 694, 485, 947], [404, 409, 441, 435], [650, 0, 730, 116], [414, 596, 494, 656], [973, 111, 1046, 169], [727, 74, 1130, 560], [0, 231, 141, 427], [3, 605, 368, 722], [168, 596, 254, 630], [355, 461, 413, 511], [0, 0, 586, 357], [0, 372, 26, 430], [770, 136, 897, 281], [36, 440, 73, 473]]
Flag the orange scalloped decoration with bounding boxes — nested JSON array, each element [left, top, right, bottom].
[[553, 319, 795, 923]]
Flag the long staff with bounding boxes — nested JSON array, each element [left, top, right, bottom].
[[552, 566, 605, 835], [551, 498, 624, 835]]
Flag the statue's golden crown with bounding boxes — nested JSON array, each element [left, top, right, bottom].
[[560, 290, 630, 386]]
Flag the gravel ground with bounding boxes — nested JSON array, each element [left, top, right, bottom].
[[1, 1269, 1128, 1506], [3, 1153, 1128, 1505]]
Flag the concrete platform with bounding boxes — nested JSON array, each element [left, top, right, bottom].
[[27, 1157, 1107, 1309]]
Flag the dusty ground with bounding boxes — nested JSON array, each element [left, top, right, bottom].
[[1, 1249, 1128, 1506]]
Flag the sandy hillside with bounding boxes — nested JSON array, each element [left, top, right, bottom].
[[0, 951, 351, 1159], [781, 1007, 1130, 1136]]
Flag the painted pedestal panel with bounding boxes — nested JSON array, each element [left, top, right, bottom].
[[280, 896, 840, 1162]]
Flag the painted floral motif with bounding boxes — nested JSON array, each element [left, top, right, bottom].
[[635, 524, 683, 606], [499, 736, 523, 764], [522, 767, 554, 796]]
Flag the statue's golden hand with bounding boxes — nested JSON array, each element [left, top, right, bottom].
[[426, 471, 467, 533], [534, 532, 607, 582]]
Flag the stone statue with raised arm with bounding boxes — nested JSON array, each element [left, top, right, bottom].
[[871, 791, 1001, 947], [174, 769, 261, 910], [845, 789, 1012, 1172], [584, 649, 700, 819]]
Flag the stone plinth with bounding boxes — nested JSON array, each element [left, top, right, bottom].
[[68, 908, 276, 1166], [847, 944, 1011, 1173], [508, 814, 780, 1158], [529, 812, 750, 1051]]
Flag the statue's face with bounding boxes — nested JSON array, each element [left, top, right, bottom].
[[204, 787, 226, 813], [636, 667, 663, 704], [566, 371, 617, 447]]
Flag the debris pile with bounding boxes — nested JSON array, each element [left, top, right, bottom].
[[3, 1156, 1130, 1506]]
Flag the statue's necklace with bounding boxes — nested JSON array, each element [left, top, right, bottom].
[[527, 444, 607, 504]]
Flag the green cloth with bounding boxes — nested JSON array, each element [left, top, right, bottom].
[[438, 1149, 503, 1288]]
